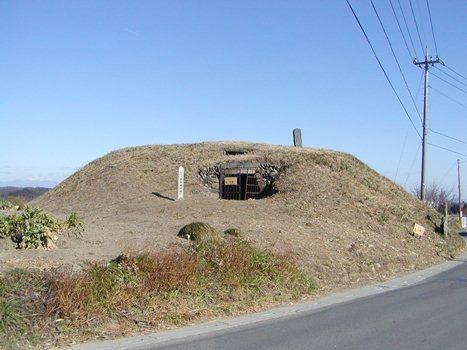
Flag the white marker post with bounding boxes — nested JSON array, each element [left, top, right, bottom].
[[178, 166, 184, 200]]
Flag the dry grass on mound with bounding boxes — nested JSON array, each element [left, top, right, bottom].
[[0, 238, 314, 349], [10, 142, 463, 295]]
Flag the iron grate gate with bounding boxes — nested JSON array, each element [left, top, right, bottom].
[[220, 168, 261, 200]]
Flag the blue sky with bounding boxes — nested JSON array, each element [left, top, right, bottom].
[[1, 1, 466, 197]]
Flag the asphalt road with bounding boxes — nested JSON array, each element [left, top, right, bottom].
[[155, 258, 467, 350]]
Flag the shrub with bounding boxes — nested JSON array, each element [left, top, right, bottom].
[[0, 200, 12, 210], [0, 208, 84, 249], [63, 212, 84, 235], [5, 207, 61, 249], [177, 222, 220, 243]]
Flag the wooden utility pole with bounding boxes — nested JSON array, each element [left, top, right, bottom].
[[458, 159, 462, 222], [413, 47, 442, 201]]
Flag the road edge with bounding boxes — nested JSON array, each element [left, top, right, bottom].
[[70, 250, 467, 350]]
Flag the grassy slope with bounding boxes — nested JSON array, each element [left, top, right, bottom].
[[30, 142, 464, 289]]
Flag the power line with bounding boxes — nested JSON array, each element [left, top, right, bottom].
[[395, 125, 410, 183], [434, 66, 467, 88], [429, 129, 467, 145], [408, 0, 425, 55], [371, 0, 422, 123], [404, 141, 422, 187], [428, 142, 467, 157], [439, 160, 457, 183], [346, 0, 465, 192], [443, 65, 467, 82], [425, 0, 439, 56], [431, 71, 467, 94], [429, 85, 467, 108], [397, 0, 418, 60], [388, 0, 416, 61], [345, 0, 421, 139]]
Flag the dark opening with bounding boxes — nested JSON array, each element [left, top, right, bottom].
[[219, 162, 275, 200], [224, 148, 250, 156], [220, 173, 262, 200], [200, 162, 278, 200]]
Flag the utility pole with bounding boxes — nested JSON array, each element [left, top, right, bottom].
[[458, 159, 462, 222], [413, 47, 442, 201]]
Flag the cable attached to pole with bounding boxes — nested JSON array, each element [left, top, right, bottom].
[[345, 0, 422, 139]]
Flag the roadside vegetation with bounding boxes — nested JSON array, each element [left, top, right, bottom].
[[0, 232, 314, 349], [0, 207, 84, 249]]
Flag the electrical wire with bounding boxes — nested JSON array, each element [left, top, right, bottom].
[[434, 66, 467, 88], [404, 141, 422, 187], [395, 125, 410, 183], [371, 0, 422, 123], [345, 0, 422, 139], [429, 129, 467, 145], [388, 0, 416, 61], [431, 71, 467, 94], [425, 0, 439, 56], [429, 85, 467, 108], [347, 0, 466, 172], [397, 0, 418, 60], [428, 142, 467, 157], [443, 65, 467, 82], [439, 160, 457, 183], [408, 0, 425, 55]]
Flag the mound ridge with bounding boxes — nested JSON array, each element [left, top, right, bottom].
[[3, 142, 463, 291]]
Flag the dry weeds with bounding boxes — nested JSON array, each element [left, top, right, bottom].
[[0, 238, 314, 349]]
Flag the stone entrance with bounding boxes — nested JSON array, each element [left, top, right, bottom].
[[219, 163, 262, 200]]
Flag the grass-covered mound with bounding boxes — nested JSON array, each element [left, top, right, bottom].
[[0, 238, 314, 349], [177, 222, 221, 243], [15, 142, 464, 296]]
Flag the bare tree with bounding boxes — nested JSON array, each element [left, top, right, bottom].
[[412, 182, 456, 212]]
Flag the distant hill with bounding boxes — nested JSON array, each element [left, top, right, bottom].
[[0, 187, 50, 201]]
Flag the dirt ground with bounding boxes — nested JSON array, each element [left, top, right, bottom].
[[1, 142, 464, 293]]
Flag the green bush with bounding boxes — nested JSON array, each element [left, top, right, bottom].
[[0, 200, 13, 211], [0, 208, 84, 249], [63, 212, 85, 235]]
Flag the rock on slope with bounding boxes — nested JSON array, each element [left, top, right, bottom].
[[10, 141, 462, 291]]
